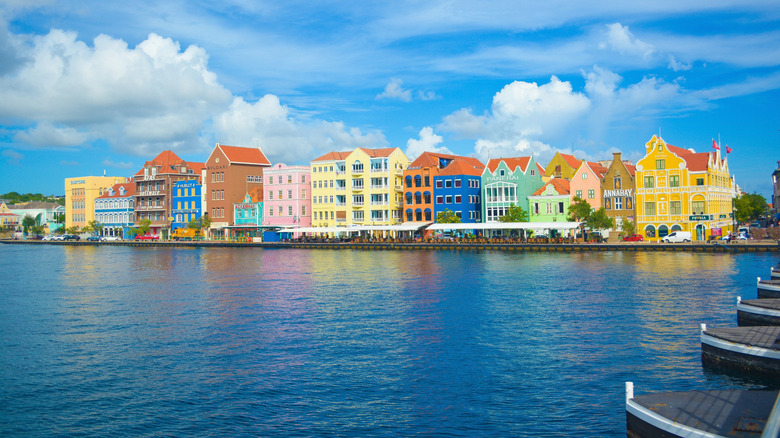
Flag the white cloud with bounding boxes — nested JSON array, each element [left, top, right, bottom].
[[405, 127, 451, 160], [599, 23, 656, 60], [376, 78, 412, 102], [101, 158, 134, 169], [14, 122, 88, 148], [213, 95, 388, 164], [667, 55, 692, 71], [441, 76, 590, 163], [0, 30, 232, 155]]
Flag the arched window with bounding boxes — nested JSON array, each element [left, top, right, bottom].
[[645, 225, 656, 238], [658, 224, 669, 238]]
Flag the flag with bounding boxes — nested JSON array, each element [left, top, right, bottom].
[[726, 145, 732, 153], [712, 139, 720, 150]]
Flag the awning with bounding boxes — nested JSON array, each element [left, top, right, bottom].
[[426, 221, 582, 231]]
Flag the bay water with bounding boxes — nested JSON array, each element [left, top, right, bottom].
[[1, 244, 777, 436]]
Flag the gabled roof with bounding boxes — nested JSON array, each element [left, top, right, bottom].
[[583, 161, 608, 178], [560, 153, 582, 169], [9, 201, 61, 209], [188, 162, 206, 174], [312, 151, 352, 162], [438, 158, 485, 177], [666, 144, 715, 172], [358, 147, 399, 158], [218, 144, 271, 166], [532, 178, 570, 196], [409, 152, 484, 172], [135, 150, 186, 176], [97, 182, 135, 199], [536, 162, 546, 175], [624, 163, 637, 177], [486, 157, 532, 173]]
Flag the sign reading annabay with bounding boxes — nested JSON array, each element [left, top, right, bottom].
[[604, 189, 633, 198]]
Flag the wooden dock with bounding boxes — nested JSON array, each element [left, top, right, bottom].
[[701, 325, 780, 380], [626, 385, 778, 438], [737, 297, 780, 327]]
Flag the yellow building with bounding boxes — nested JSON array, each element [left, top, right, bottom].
[[65, 176, 130, 229], [635, 136, 734, 241], [310, 147, 408, 228], [544, 152, 582, 180]]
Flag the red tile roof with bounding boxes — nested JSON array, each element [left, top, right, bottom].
[[624, 163, 637, 177], [438, 158, 485, 176], [486, 157, 532, 173], [586, 161, 608, 178], [666, 144, 714, 172], [409, 152, 461, 169], [358, 147, 399, 158], [311, 151, 352, 162], [135, 150, 186, 176], [532, 178, 570, 196], [218, 144, 271, 165], [97, 182, 136, 199], [536, 162, 546, 176]]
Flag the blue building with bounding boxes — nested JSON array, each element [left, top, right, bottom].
[[94, 182, 135, 238], [230, 189, 264, 240], [433, 158, 484, 223], [171, 180, 201, 230]]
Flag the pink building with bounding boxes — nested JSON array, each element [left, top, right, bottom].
[[570, 161, 608, 209], [262, 163, 312, 229]]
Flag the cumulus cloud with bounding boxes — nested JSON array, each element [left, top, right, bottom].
[[213, 95, 388, 164], [377, 78, 412, 102], [441, 76, 590, 162], [405, 127, 451, 160], [0, 30, 232, 155], [600, 23, 656, 60], [667, 55, 692, 71]]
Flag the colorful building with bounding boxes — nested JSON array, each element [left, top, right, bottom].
[[403, 152, 483, 223], [8, 202, 65, 233], [601, 152, 637, 231], [230, 189, 264, 240], [65, 175, 130, 229], [263, 163, 312, 229], [171, 180, 201, 230], [94, 182, 135, 238], [433, 158, 485, 223], [528, 179, 572, 223], [635, 136, 734, 241], [133, 151, 204, 237], [544, 152, 582, 180], [481, 157, 544, 222], [0, 202, 19, 229], [570, 161, 608, 209], [310, 147, 408, 228], [204, 143, 271, 238]]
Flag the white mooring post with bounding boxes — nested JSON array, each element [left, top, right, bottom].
[[700, 323, 707, 333], [625, 382, 634, 404], [737, 296, 742, 305]]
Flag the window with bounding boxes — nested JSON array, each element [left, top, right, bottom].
[[436, 180, 443, 188], [614, 177, 622, 189], [670, 175, 680, 187], [302, 206, 306, 216], [288, 206, 293, 216], [288, 190, 293, 199], [302, 189, 306, 199], [269, 207, 273, 216], [278, 206, 283, 215], [278, 190, 283, 199], [424, 176, 430, 187], [645, 202, 656, 215], [454, 195, 461, 203], [696, 178, 704, 186], [615, 197, 622, 210], [268, 176, 272, 184], [414, 176, 421, 187], [445, 195, 452, 204], [436, 196, 443, 204], [454, 179, 461, 188], [588, 189, 595, 199], [582, 173, 587, 179], [546, 203, 552, 214], [644, 176, 655, 188], [656, 159, 665, 170], [288, 175, 292, 183], [557, 202, 565, 214], [626, 197, 633, 210], [278, 176, 282, 183], [353, 210, 364, 221], [268, 191, 273, 199], [500, 170, 505, 176], [692, 200, 706, 215], [445, 180, 452, 188], [670, 201, 681, 215], [576, 190, 582, 198]]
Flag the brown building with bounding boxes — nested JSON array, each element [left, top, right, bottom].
[[133, 151, 204, 237], [204, 143, 271, 236], [601, 152, 637, 231]]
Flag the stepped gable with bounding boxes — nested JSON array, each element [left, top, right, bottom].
[[312, 151, 351, 162], [532, 178, 570, 196], [218, 144, 270, 165], [486, 157, 532, 173], [438, 158, 485, 176]]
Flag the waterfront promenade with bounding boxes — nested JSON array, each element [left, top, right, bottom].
[[2, 238, 779, 253]]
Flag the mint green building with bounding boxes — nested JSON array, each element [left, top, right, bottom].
[[481, 157, 544, 222], [528, 178, 572, 223]]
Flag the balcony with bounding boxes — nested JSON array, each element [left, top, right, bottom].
[[137, 190, 165, 196], [335, 186, 346, 191], [136, 205, 165, 211], [371, 201, 389, 206], [352, 185, 364, 191], [371, 185, 388, 190], [395, 184, 403, 191], [351, 167, 364, 174], [335, 170, 346, 176], [370, 217, 387, 223], [370, 168, 388, 174], [336, 218, 347, 222], [353, 201, 364, 206], [335, 202, 347, 207]]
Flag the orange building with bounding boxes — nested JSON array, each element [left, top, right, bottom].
[[403, 152, 483, 222]]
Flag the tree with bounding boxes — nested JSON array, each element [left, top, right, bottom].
[[436, 209, 462, 224], [84, 220, 103, 235], [620, 217, 637, 236], [22, 215, 36, 233], [136, 219, 152, 236], [65, 226, 81, 234], [586, 208, 615, 231], [567, 197, 592, 222], [734, 193, 768, 224], [499, 204, 529, 222]]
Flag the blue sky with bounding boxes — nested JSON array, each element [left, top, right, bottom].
[[1, 0, 779, 198]]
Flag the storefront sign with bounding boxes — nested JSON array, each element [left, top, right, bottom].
[[689, 215, 712, 221], [604, 189, 633, 198]]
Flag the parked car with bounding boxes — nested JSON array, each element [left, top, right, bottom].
[[622, 234, 644, 242], [62, 234, 80, 241], [100, 236, 120, 241], [661, 231, 692, 243], [86, 235, 101, 241], [135, 234, 159, 241], [42, 235, 55, 241], [52, 234, 65, 241]]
